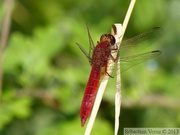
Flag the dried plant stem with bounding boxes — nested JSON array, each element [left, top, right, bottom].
[[121, 0, 136, 39], [84, 0, 136, 134], [0, 0, 14, 98], [114, 0, 136, 135]]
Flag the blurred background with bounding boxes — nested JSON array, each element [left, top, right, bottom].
[[0, 0, 180, 135]]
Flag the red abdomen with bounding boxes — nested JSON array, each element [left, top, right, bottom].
[[80, 66, 101, 127]]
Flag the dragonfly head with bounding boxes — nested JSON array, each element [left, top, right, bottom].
[[100, 34, 116, 45]]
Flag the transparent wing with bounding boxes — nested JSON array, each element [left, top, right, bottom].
[[119, 27, 163, 72], [120, 50, 161, 73]]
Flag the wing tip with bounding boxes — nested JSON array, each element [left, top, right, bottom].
[[151, 50, 162, 54]]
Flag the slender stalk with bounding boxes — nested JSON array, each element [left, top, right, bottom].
[[114, 0, 136, 135], [121, 0, 136, 40], [0, 0, 14, 98], [113, 24, 123, 135], [84, 0, 136, 134]]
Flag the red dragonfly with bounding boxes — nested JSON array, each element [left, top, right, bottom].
[[76, 25, 162, 127]]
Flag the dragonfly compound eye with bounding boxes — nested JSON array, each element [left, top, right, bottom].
[[100, 34, 116, 45], [109, 34, 116, 45], [100, 34, 108, 42]]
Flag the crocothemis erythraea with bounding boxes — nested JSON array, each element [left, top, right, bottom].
[[76, 25, 162, 127]]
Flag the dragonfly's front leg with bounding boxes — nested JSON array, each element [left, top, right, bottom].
[[103, 64, 114, 78], [109, 53, 119, 62], [104, 53, 118, 78], [109, 42, 119, 62], [105, 48, 119, 78]]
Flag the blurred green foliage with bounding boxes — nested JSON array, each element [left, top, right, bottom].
[[0, 0, 180, 135]]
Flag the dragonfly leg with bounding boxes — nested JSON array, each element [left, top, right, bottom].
[[76, 42, 92, 65], [109, 52, 119, 62], [104, 64, 114, 78], [109, 42, 119, 62], [105, 71, 114, 78], [110, 42, 118, 51]]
